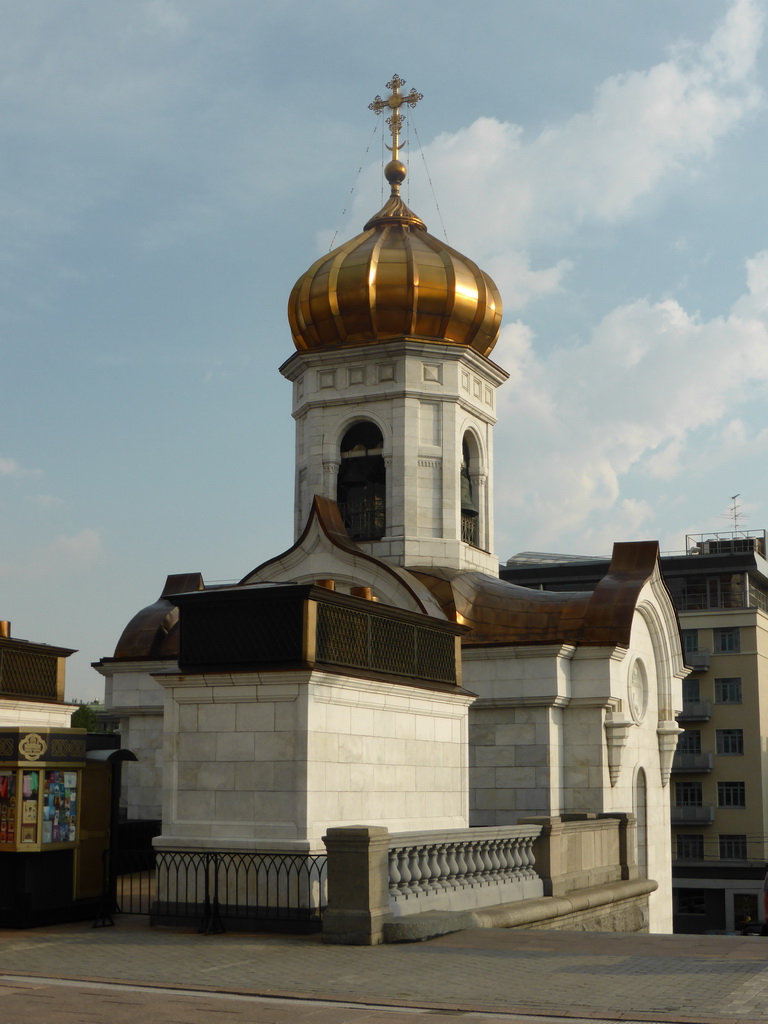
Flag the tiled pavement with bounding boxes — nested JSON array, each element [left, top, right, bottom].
[[1, 917, 768, 1024]]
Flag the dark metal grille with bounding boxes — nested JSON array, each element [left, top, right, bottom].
[[181, 600, 303, 667], [416, 627, 456, 682], [315, 604, 368, 666], [371, 616, 413, 676], [0, 649, 58, 700], [338, 500, 385, 541], [315, 605, 456, 684], [461, 514, 477, 545]]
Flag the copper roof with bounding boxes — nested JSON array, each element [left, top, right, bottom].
[[113, 572, 203, 659], [410, 541, 664, 647]]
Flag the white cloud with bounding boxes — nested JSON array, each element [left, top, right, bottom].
[[0, 528, 103, 582], [145, 0, 189, 37], [492, 0, 758, 239], [52, 529, 103, 562], [734, 250, 768, 316], [579, 499, 656, 556], [493, 248, 768, 552], [0, 457, 40, 477], [31, 494, 65, 509], [362, 0, 765, 312], [485, 252, 573, 312]]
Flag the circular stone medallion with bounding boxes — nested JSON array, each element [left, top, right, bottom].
[[629, 660, 648, 724]]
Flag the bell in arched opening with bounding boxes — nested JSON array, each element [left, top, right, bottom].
[[337, 422, 386, 541], [460, 439, 478, 546]]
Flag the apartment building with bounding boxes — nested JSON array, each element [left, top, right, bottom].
[[501, 530, 768, 934]]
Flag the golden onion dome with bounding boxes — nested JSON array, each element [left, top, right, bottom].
[[288, 77, 503, 357]]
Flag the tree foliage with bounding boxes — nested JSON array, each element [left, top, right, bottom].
[[71, 702, 101, 732]]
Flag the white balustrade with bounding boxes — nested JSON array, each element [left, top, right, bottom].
[[387, 826, 542, 910]]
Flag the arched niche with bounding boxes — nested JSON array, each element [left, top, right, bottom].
[[634, 766, 648, 877]]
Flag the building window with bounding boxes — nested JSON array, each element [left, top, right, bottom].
[[676, 781, 702, 806], [676, 890, 707, 915], [682, 679, 700, 703], [676, 834, 704, 860], [678, 730, 701, 755], [715, 677, 742, 703], [713, 627, 740, 653], [716, 729, 744, 755], [717, 782, 745, 807], [681, 629, 699, 654], [679, 575, 748, 611], [719, 834, 747, 860]]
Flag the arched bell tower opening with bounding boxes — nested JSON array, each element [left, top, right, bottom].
[[461, 431, 487, 551], [337, 421, 385, 541], [460, 437, 479, 547]]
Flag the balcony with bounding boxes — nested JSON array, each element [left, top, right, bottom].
[[677, 700, 712, 722], [672, 752, 713, 773], [684, 650, 710, 672], [671, 804, 715, 825]]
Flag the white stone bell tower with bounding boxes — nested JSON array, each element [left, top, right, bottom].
[[282, 75, 506, 577]]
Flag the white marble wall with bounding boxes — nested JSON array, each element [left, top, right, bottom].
[[0, 699, 76, 729], [463, 590, 682, 933], [95, 660, 166, 820], [153, 668, 474, 853], [465, 644, 570, 825]]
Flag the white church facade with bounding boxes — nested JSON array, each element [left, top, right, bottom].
[[96, 76, 686, 934]]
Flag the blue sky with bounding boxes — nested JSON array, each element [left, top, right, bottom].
[[3, 0, 768, 700]]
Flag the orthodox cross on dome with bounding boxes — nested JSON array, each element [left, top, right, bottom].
[[368, 75, 423, 165]]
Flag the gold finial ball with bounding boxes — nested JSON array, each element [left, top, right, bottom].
[[384, 159, 407, 185]]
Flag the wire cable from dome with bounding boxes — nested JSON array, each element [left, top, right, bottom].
[[327, 117, 381, 253], [408, 105, 450, 246]]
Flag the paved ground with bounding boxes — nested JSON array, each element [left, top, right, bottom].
[[1, 917, 768, 1024]]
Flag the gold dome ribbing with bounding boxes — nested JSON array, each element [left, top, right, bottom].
[[288, 76, 503, 357]]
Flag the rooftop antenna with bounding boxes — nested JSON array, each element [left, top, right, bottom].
[[719, 494, 750, 534]]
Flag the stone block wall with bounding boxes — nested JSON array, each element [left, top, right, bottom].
[[469, 705, 558, 824], [96, 662, 167, 820], [154, 667, 474, 851]]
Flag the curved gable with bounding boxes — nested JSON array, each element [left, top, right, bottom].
[[240, 495, 448, 619]]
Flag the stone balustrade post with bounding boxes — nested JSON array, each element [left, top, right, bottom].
[[322, 826, 391, 945], [599, 812, 639, 881], [519, 816, 565, 896], [521, 813, 628, 896]]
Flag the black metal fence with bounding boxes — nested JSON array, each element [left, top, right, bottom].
[[150, 850, 327, 933], [114, 848, 156, 915], [97, 848, 327, 933]]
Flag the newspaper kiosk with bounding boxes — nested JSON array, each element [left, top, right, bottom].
[[0, 726, 89, 925]]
